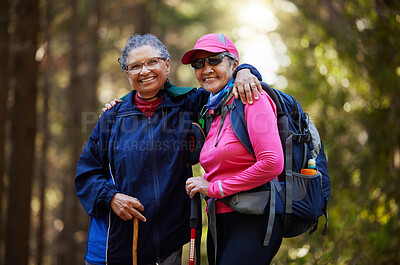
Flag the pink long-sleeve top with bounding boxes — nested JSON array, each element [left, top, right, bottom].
[[199, 92, 284, 213]]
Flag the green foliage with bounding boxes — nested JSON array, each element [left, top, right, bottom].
[[274, 1, 400, 264]]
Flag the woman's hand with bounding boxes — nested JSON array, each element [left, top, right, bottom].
[[101, 98, 123, 113], [232, 69, 263, 105], [111, 193, 146, 222], [186, 176, 210, 198]]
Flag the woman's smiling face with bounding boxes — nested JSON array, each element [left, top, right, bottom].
[[193, 51, 238, 95], [125, 45, 170, 99]]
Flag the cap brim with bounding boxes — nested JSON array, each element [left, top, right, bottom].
[[181, 47, 227, 64]]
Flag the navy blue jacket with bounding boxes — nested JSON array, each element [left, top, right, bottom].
[[75, 83, 208, 264]]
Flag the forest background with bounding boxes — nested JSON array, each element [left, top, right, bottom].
[[0, 0, 399, 264]]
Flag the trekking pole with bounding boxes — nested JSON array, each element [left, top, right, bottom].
[[132, 216, 139, 265], [189, 226, 196, 265], [189, 193, 202, 265]]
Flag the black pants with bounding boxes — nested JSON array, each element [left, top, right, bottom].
[[207, 211, 283, 265]]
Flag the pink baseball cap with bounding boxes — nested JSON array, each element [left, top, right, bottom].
[[181, 33, 239, 64]]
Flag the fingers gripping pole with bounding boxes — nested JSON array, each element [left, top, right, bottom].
[[133, 217, 139, 265]]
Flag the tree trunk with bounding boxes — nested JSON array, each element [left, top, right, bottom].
[[36, 0, 52, 263], [5, 0, 39, 264], [135, 2, 153, 34], [57, 0, 100, 263], [85, 0, 100, 110], [37, 72, 49, 265], [0, 0, 10, 260], [57, 0, 80, 262], [74, 0, 101, 261]]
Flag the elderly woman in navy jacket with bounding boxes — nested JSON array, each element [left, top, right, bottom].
[[75, 33, 262, 265]]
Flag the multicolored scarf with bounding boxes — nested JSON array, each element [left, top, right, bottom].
[[205, 78, 235, 110]]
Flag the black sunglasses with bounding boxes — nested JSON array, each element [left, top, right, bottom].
[[191, 54, 232, 69]]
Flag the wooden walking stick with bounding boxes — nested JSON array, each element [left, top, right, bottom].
[[132, 216, 139, 265]]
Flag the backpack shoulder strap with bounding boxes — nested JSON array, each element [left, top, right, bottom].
[[230, 98, 255, 156], [230, 81, 285, 157]]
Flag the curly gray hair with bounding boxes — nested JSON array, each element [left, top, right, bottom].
[[118, 33, 171, 71]]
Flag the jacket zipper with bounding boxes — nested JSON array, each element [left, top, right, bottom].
[[148, 115, 161, 258], [117, 109, 163, 259]]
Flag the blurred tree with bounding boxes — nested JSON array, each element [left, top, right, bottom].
[[57, 0, 79, 262], [35, 0, 52, 263], [0, 0, 10, 260], [5, 0, 39, 264], [55, 0, 100, 264]]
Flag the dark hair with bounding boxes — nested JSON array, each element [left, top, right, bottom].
[[118, 34, 171, 71]]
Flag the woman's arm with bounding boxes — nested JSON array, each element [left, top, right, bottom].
[[75, 114, 120, 217], [75, 113, 147, 221]]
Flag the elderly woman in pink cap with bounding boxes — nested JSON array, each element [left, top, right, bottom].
[[184, 34, 284, 265]]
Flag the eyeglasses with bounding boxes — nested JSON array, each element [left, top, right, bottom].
[[191, 53, 233, 69], [126, 57, 166, 74]]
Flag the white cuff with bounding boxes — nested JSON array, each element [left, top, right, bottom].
[[218, 180, 225, 197]]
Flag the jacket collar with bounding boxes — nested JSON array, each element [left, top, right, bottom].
[[116, 81, 190, 114]]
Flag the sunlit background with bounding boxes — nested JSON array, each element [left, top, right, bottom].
[[99, 0, 298, 103]]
